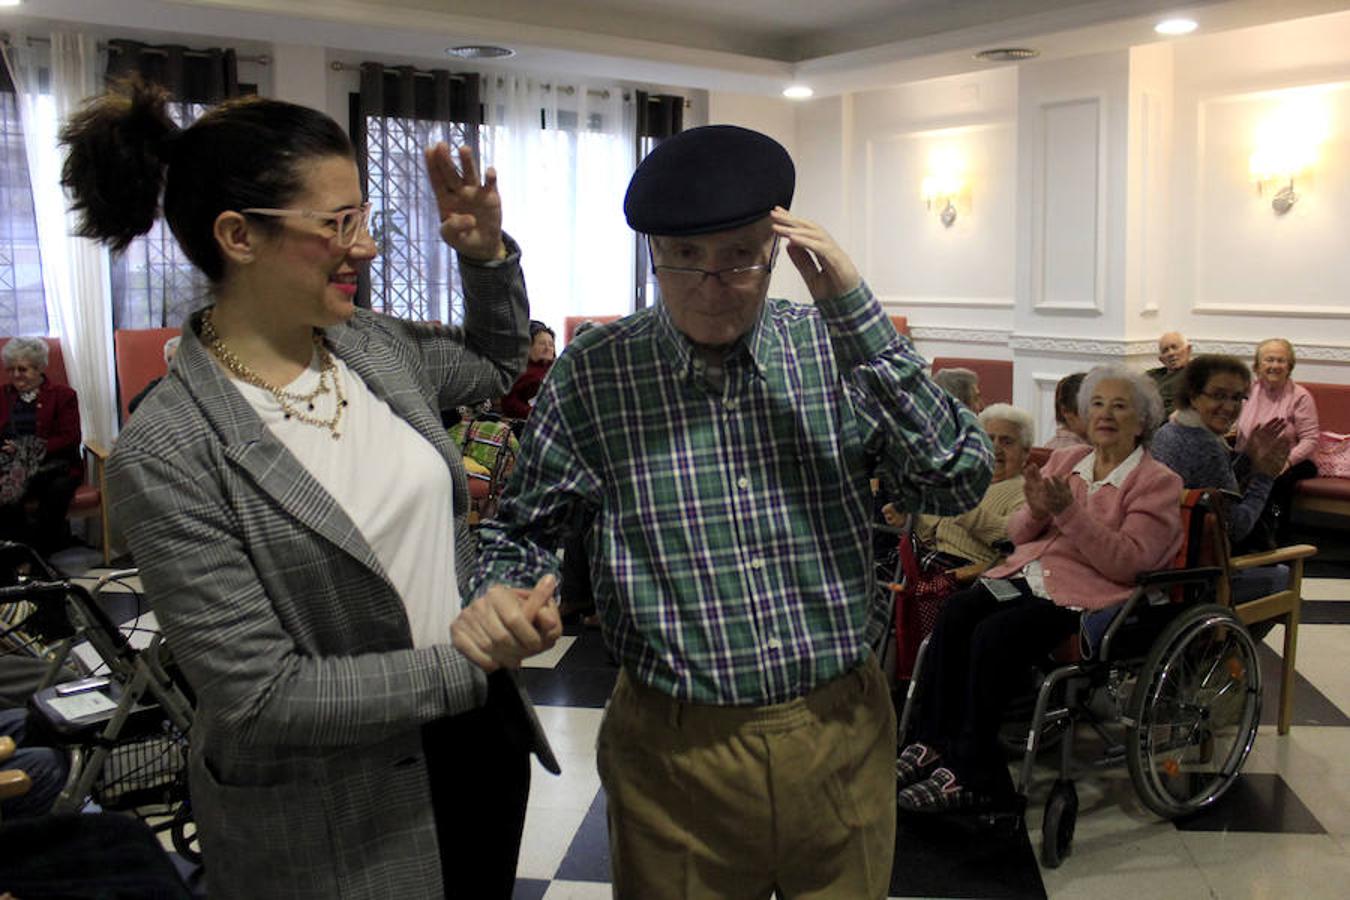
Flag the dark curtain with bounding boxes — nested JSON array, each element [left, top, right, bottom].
[[633, 91, 685, 308], [105, 40, 242, 330], [0, 55, 49, 336], [350, 64, 480, 322]]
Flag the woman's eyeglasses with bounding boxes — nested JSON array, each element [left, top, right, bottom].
[[1199, 389, 1249, 406], [241, 202, 372, 248]]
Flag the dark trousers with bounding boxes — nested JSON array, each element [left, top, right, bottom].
[[0, 466, 79, 554], [1267, 458, 1318, 538], [914, 580, 1079, 790], [423, 675, 532, 899]]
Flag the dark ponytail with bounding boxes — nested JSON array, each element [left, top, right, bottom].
[[61, 76, 178, 252], [60, 77, 354, 282]]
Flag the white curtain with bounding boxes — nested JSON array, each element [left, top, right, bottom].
[[480, 74, 635, 341], [2, 33, 117, 449]]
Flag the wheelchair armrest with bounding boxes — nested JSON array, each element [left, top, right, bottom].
[[1134, 566, 1224, 587]]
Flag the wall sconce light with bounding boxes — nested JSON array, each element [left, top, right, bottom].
[[1248, 97, 1328, 215], [921, 146, 968, 228]]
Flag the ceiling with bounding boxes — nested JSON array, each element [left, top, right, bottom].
[[10, 0, 1350, 96]]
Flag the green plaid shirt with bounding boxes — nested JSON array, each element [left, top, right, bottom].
[[473, 283, 992, 704]]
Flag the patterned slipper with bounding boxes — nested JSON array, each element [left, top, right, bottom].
[[896, 767, 984, 813], [895, 742, 941, 791]]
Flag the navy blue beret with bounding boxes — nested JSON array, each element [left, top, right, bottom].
[[624, 125, 795, 236]]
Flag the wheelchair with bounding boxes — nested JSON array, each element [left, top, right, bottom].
[[895, 491, 1264, 868], [0, 546, 199, 864]]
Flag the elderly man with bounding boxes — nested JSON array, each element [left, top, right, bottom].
[[1147, 331, 1191, 414], [469, 125, 992, 899]]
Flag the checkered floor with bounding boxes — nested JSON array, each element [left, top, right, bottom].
[[51, 536, 1350, 900]]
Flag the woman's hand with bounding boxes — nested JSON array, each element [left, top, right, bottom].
[[1245, 419, 1291, 478], [770, 207, 861, 302], [1024, 463, 1073, 517], [424, 142, 505, 262], [452, 574, 561, 672]]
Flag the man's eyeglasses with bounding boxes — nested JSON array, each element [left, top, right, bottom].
[[241, 202, 372, 248], [1199, 389, 1248, 406], [650, 237, 780, 288]]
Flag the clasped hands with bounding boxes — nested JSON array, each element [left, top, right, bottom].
[[452, 574, 563, 672], [1023, 463, 1074, 520]]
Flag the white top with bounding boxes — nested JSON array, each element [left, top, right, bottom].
[[228, 350, 458, 648]]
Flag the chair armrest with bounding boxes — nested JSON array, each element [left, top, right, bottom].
[[1230, 544, 1318, 570], [0, 767, 32, 800], [1135, 566, 1224, 587], [83, 441, 110, 461]]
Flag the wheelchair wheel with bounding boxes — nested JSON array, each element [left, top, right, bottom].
[[1040, 779, 1078, 868], [1126, 604, 1261, 819], [170, 799, 202, 866]]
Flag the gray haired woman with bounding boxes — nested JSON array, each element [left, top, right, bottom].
[[0, 337, 83, 553]]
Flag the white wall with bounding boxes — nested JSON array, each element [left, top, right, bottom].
[[1165, 12, 1350, 384]]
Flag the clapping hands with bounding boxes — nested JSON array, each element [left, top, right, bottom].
[[1245, 419, 1292, 478], [1023, 463, 1074, 519]]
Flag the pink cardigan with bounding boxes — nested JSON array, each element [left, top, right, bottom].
[[985, 446, 1183, 610], [1235, 379, 1320, 468]]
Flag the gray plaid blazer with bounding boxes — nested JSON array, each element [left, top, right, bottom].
[[108, 251, 529, 899]]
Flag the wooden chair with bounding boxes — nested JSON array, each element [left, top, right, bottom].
[[0, 337, 111, 565], [1203, 498, 1318, 735]]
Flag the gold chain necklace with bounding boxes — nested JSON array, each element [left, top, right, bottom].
[[201, 308, 348, 440]]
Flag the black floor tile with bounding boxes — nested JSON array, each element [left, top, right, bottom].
[[511, 877, 550, 900], [522, 666, 619, 708], [1303, 600, 1350, 623], [1173, 772, 1325, 834], [554, 789, 612, 882], [892, 810, 1046, 899], [1256, 643, 1350, 727]]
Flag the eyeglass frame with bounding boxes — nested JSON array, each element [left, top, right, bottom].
[[1197, 389, 1249, 406], [648, 235, 781, 287], [240, 202, 373, 248]]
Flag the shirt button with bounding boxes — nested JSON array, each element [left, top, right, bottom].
[[766, 636, 783, 650], [724, 398, 738, 411], [750, 557, 764, 570], [737, 476, 750, 490]]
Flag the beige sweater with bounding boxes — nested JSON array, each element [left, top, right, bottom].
[[915, 475, 1026, 566]]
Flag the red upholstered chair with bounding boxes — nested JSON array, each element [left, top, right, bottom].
[[0, 336, 110, 564], [931, 356, 1014, 407], [563, 315, 623, 345], [1027, 446, 1053, 469], [114, 327, 179, 424], [889, 315, 910, 337], [1294, 381, 1350, 521]]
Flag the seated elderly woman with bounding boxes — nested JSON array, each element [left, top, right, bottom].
[[933, 367, 981, 412], [885, 403, 1031, 581], [896, 364, 1182, 812], [1234, 338, 1319, 539], [1153, 354, 1289, 551], [0, 337, 83, 555]]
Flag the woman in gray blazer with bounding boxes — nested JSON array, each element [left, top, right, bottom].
[[60, 79, 560, 898]]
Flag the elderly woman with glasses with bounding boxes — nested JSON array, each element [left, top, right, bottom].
[[60, 79, 559, 899], [1152, 354, 1289, 550], [0, 337, 83, 554], [896, 364, 1182, 812]]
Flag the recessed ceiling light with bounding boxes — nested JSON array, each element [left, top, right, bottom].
[[446, 45, 516, 59], [783, 85, 814, 100], [1155, 18, 1198, 36], [973, 47, 1040, 62], [0, 0, 26, 8]]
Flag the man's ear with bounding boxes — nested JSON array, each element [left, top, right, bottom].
[[214, 211, 257, 266]]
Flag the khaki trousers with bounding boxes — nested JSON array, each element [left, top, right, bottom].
[[597, 657, 897, 900]]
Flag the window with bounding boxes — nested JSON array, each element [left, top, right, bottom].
[[0, 77, 48, 336]]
